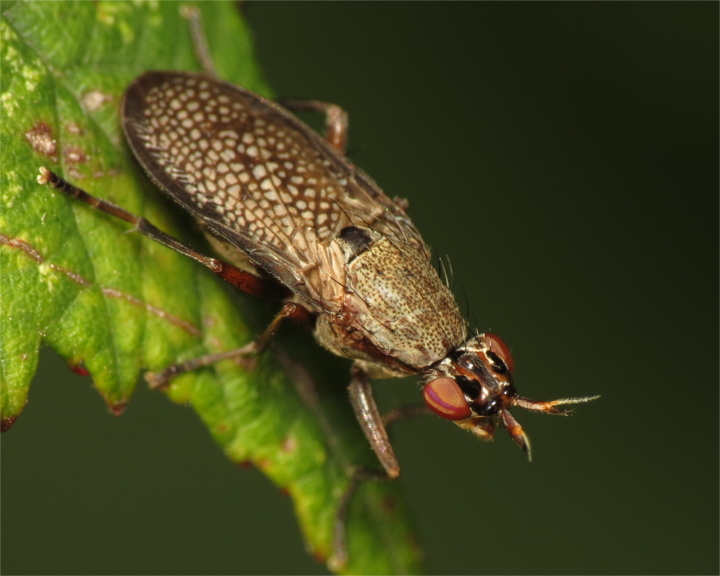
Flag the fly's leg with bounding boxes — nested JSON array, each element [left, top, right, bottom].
[[329, 466, 390, 571], [277, 99, 349, 154], [327, 364, 400, 568], [348, 363, 401, 479], [147, 302, 312, 389], [180, 4, 217, 77], [38, 168, 288, 300], [180, 5, 350, 155], [331, 407, 435, 570], [333, 370, 439, 568], [382, 404, 434, 427], [273, 355, 398, 569], [37, 167, 311, 383]]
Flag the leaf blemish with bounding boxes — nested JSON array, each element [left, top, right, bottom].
[[82, 89, 113, 112], [281, 435, 298, 453], [25, 121, 57, 161], [65, 121, 84, 135], [1, 233, 200, 336], [101, 288, 201, 336], [64, 145, 87, 165]]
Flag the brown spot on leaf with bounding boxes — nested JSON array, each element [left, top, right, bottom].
[[25, 121, 57, 160], [238, 460, 254, 469], [281, 435, 297, 453], [64, 145, 87, 164]]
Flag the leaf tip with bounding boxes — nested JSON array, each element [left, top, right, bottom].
[[1, 415, 19, 432], [108, 400, 128, 417], [67, 360, 90, 377]]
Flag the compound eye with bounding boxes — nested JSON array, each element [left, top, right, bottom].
[[423, 377, 472, 421], [485, 333, 515, 374]]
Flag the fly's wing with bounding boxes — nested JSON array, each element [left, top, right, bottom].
[[122, 71, 427, 313]]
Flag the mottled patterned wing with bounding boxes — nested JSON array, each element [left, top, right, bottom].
[[122, 71, 426, 312]]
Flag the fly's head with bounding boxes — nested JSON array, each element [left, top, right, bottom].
[[422, 333, 599, 460]]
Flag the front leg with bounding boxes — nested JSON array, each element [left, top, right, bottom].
[[329, 363, 400, 569], [147, 302, 314, 389], [347, 362, 400, 479]]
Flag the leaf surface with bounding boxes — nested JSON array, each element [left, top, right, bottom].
[[0, 2, 422, 573]]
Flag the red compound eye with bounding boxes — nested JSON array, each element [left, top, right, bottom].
[[423, 377, 472, 421], [485, 333, 515, 374]]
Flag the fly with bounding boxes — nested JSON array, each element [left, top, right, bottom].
[[36, 7, 598, 568]]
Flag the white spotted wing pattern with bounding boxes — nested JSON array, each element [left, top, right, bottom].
[[123, 71, 466, 374]]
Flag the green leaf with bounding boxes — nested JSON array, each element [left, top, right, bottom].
[[0, 2, 423, 573]]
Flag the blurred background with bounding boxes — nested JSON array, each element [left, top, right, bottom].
[[3, 2, 717, 574]]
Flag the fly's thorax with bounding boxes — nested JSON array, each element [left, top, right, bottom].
[[313, 226, 466, 375]]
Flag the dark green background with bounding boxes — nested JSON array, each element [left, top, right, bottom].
[[3, 2, 717, 574]]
